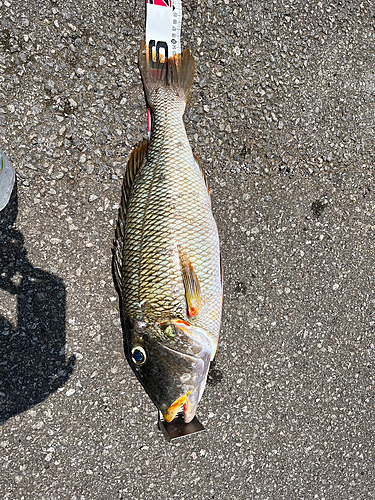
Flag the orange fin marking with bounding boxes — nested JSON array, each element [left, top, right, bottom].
[[174, 319, 191, 327]]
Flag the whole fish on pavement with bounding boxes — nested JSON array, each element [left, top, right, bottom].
[[113, 41, 223, 424]]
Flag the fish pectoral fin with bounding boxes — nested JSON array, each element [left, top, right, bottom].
[[112, 140, 148, 289], [178, 246, 204, 317]]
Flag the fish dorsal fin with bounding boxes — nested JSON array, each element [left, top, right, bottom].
[[178, 246, 204, 318], [193, 152, 210, 197], [112, 140, 148, 290]]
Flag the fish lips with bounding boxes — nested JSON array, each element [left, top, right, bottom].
[[128, 320, 212, 422]]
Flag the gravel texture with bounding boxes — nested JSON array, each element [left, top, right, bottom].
[[1, 0, 375, 499]]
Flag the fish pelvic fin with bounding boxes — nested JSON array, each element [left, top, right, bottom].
[[112, 140, 148, 290], [138, 40, 195, 112], [178, 246, 204, 318]]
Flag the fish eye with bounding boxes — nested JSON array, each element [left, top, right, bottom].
[[131, 346, 147, 365]]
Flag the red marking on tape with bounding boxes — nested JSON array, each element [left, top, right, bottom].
[[146, 0, 171, 6]]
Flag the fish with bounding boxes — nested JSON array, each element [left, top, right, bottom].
[[113, 41, 223, 424]]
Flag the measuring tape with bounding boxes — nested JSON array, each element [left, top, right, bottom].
[[145, 0, 182, 56], [145, 0, 183, 135]]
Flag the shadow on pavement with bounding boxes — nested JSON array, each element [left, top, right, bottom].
[[0, 182, 75, 423]]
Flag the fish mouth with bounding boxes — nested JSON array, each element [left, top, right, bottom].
[[163, 384, 203, 424], [163, 392, 191, 423]]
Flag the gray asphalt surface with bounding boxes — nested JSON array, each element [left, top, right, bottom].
[[1, 1, 374, 499]]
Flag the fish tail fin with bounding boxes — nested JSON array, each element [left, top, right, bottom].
[[138, 40, 195, 112]]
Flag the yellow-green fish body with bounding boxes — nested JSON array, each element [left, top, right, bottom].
[[113, 43, 222, 423]]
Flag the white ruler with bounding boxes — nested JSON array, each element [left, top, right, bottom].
[[145, 0, 182, 56], [145, 0, 183, 134]]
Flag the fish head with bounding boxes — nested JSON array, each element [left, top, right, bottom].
[[125, 317, 213, 423]]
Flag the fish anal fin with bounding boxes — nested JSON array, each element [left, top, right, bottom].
[[112, 140, 148, 290], [178, 246, 204, 318]]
